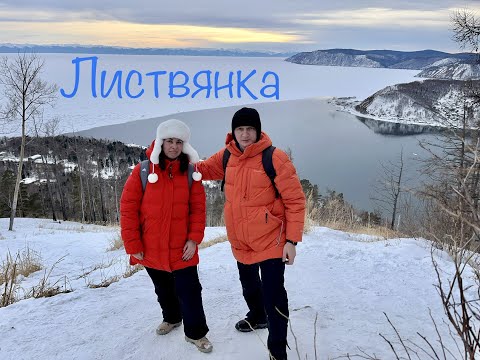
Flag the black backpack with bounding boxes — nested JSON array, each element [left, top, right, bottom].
[[139, 159, 194, 192], [221, 146, 279, 198]]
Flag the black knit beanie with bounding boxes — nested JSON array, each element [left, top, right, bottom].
[[231, 107, 261, 142]]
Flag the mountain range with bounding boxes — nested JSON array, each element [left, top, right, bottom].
[[0, 44, 294, 57], [286, 49, 480, 80], [4, 45, 479, 79]]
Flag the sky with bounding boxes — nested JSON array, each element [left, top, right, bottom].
[[2, 0, 480, 53], [0, 218, 471, 359]]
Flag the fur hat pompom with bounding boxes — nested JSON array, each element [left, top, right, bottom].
[[148, 172, 158, 183], [192, 171, 202, 181]]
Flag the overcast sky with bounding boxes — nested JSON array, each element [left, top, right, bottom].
[[2, 0, 480, 52]]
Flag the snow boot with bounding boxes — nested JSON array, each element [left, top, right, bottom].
[[156, 321, 182, 335], [235, 318, 268, 332], [185, 336, 213, 353]]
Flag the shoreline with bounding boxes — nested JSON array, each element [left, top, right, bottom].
[[328, 96, 448, 130]]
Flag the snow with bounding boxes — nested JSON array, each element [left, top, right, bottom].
[[428, 58, 458, 67], [0, 218, 471, 359], [418, 62, 480, 80], [0, 153, 19, 162], [332, 84, 480, 129], [28, 155, 42, 161], [125, 144, 146, 149], [20, 177, 37, 185]]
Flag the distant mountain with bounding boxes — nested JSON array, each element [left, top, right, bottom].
[[354, 79, 480, 128], [0, 44, 295, 57], [286, 49, 475, 71]]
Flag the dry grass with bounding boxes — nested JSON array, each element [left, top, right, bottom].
[[0, 248, 42, 285], [76, 258, 117, 280], [199, 234, 228, 249], [304, 190, 320, 234], [80, 257, 122, 288], [322, 222, 404, 240], [1, 258, 19, 307], [86, 257, 143, 287], [2, 252, 71, 306], [28, 256, 72, 299], [88, 275, 121, 289], [303, 187, 404, 240], [17, 247, 42, 278], [107, 233, 124, 251], [123, 264, 144, 278], [30, 274, 72, 298], [37, 222, 117, 233], [0, 247, 43, 307]]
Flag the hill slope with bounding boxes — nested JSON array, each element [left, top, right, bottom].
[[0, 218, 470, 359]]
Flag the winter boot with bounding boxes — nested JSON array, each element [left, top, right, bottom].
[[235, 318, 268, 332], [156, 321, 182, 335], [185, 336, 213, 353]]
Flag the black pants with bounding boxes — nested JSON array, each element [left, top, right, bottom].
[[237, 258, 289, 360], [145, 266, 209, 340]]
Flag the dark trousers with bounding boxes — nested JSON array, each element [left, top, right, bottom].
[[145, 266, 209, 340], [237, 258, 289, 360]]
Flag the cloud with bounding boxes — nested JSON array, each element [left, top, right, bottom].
[[0, 20, 306, 47], [1, 1, 480, 51], [292, 7, 480, 29]]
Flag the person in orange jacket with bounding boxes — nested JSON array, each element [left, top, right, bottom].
[[196, 107, 305, 360], [120, 119, 212, 353]]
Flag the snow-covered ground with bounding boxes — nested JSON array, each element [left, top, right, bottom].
[[0, 218, 471, 359], [330, 96, 448, 128], [0, 54, 419, 135]]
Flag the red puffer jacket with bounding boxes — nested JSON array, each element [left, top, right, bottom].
[[120, 141, 206, 271]]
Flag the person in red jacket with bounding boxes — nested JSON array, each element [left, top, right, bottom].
[[196, 107, 305, 360], [120, 119, 212, 353]]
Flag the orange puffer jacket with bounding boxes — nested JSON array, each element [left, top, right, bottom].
[[197, 132, 305, 264], [120, 141, 206, 271]]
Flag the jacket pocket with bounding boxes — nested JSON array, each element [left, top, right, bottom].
[[247, 207, 282, 252]]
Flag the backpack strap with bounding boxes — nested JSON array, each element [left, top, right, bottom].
[[140, 160, 194, 192], [221, 146, 279, 198], [187, 163, 194, 189], [140, 159, 150, 192], [221, 149, 231, 192], [262, 146, 279, 198]]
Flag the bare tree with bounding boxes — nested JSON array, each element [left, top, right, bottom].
[[33, 116, 61, 222], [0, 53, 57, 230], [408, 8, 480, 359], [371, 148, 406, 230], [452, 9, 480, 54]]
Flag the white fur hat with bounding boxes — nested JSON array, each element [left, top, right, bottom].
[[149, 119, 200, 164]]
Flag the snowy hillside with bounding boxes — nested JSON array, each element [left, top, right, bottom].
[[285, 49, 473, 70], [417, 59, 480, 80], [353, 79, 480, 128], [0, 218, 472, 359], [286, 51, 382, 67]]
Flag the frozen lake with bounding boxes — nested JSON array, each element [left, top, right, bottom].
[[1, 53, 429, 211], [0, 54, 419, 134], [78, 98, 432, 212]]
